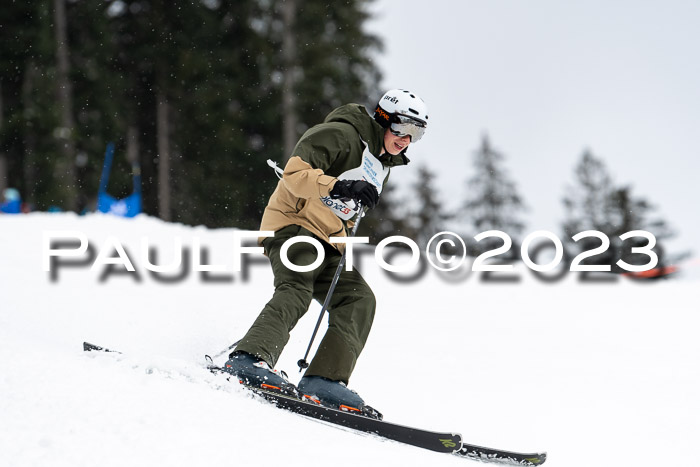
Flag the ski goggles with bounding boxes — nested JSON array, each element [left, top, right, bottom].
[[389, 115, 427, 142]]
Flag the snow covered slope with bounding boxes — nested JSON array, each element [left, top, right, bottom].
[[1, 213, 698, 466]]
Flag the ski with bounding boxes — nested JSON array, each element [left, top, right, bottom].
[[206, 363, 461, 453], [206, 363, 546, 465], [83, 342, 546, 465]]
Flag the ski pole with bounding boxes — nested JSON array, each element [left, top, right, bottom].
[[297, 205, 365, 372]]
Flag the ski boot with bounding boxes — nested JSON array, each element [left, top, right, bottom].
[[222, 351, 299, 398], [298, 375, 382, 420]]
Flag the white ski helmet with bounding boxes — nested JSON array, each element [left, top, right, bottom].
[[373, 89, 429, 141]]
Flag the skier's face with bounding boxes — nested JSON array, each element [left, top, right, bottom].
[[383, 129, 411, 155]]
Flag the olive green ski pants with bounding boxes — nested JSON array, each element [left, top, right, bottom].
[[235, 225, 376, 384]]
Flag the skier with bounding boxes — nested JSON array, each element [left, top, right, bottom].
[[224, 89, 429, 417]]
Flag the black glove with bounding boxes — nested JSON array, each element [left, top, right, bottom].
[[329, 179, 379, 209]]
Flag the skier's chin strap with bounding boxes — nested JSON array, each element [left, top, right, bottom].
[[380, 145, 410, 166], [382, 142, 391, 157]]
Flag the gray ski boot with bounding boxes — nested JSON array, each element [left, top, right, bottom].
[[223, 351, 299, 397], [298, 375, 382, 420]]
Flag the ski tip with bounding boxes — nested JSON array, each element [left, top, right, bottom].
[[83, 342, 121, 354], [83, 342, 102, 352]]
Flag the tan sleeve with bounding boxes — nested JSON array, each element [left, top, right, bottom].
[[283, 155, 337, 199]]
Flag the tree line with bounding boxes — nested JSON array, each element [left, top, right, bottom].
[[372, 134, 682, 275], [0, 0, 381, 227], [1, 1, 681, 273]]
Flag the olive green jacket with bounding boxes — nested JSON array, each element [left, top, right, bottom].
[[260, 104, 409, 249]]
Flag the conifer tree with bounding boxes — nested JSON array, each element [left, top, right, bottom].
[[562, 150, 676, 272], [358, 183, 411, 245], [406, 165, 451, 247], [463, 134, 526, 255]]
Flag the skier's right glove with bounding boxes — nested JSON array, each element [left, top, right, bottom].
[[329, 179, 379, 209]]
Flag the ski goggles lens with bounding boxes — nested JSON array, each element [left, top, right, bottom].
[[389, 116, 426, 142]]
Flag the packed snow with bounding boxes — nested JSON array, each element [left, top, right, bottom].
[[1, 213, 698, 467]]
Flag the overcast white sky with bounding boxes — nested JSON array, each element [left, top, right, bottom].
[[366, 0, 699, 260]]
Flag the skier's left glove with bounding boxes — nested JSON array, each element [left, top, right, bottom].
[[329, 179, 379, 209]]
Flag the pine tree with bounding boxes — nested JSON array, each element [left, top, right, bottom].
[[285, 0, 383, 145], [562, 150, 676, 273], [358, 183, 411, 245], [463, 134, 526, 255], [562, 150, 615, 236], [406, 165, 451, 247]]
